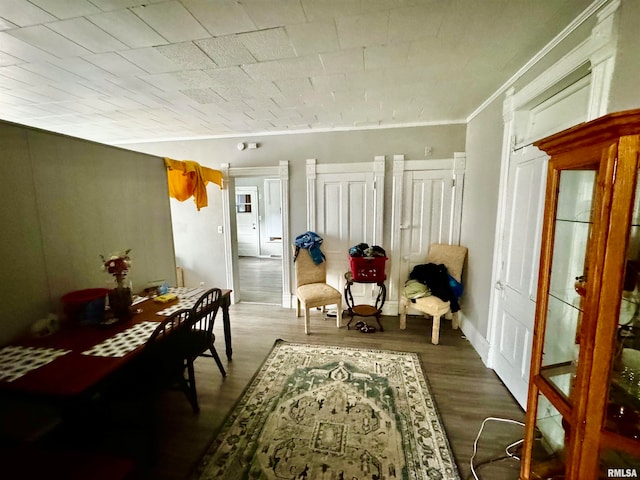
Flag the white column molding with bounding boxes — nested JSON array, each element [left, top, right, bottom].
[[373, 155, 386, 246], [388, 155, 406, 315], [306, 159, 317, 232], [451, 152, 466, 245], [220, 163, 237, 303], [279, 161, 292, 307], [587, 0, 620, 119]]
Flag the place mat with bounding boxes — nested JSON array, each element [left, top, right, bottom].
[[0, 345, 71, 382], [168, 287, 207, 299], [156, 287, 207, 316], [81, 321, 160, 358]]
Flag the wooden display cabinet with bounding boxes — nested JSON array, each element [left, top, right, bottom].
[[521, 109, 640, 480]]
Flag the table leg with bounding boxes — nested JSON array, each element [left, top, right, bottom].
[[222, 298, 232, 361]]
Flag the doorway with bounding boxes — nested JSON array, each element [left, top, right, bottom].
[[235, 179, 282, 304], [221, 162, 291, 307]]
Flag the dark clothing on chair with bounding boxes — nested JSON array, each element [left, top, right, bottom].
[[409, 263, 460, 312]]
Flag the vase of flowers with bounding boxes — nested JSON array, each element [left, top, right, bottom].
[[101, 249, 133, 321]]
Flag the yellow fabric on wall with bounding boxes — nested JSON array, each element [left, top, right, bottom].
[[163, 158, 223, 211]]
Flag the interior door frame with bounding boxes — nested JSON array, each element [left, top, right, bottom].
[[486, 1, 619, 372], [221, 161, 291, 307]]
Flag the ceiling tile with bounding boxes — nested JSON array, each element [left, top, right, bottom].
[[310, 73, 347, 93], [243, 0, 306, 29], [275, 77, 313, 96], [243, 55, 325, 82], [0, 18, 18, 31], [131, 1, 210, 43], [155, 42, 216, 70], [320, 48, 363, 74], [335, 11, 389, 48], [0, 31, 59, 63], [0, 64, 50, 86], [300, 0, 362, 22], [47, 17, 128, 53], [29, 0, 101, 19], [182, 0, 256, 36], [237, 28, 296, 62], [204, 66, 254, 88], [87, 9, 168, 48], [20, 61, 84, 84], [195, 36, 256, 68], [82, 52, 147, 76], [0, 51, 23, 67], [50, 57, 117, 81], [118, 47, 181, 74], [287, 19, 339, 56], [364, 43, 410, 70], [0, 0, 56, 27], [7, 25, 91, 57], [388, 4, 448, 43], [179, 88, 223, 105]]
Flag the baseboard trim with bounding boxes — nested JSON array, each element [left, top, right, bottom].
[[459, 312, 491, 367]]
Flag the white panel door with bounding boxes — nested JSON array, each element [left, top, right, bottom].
[[399, 170, 453, 308], [316, 172, 375, 303], [492, 146, 547, 407], [236, 186, 260, 257]]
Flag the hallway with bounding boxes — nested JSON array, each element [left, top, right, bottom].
[[238, 256, 283, 304]]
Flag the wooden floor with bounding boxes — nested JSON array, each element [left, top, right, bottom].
[[33, 303, 525, 480], [238, 256, 282, 304]]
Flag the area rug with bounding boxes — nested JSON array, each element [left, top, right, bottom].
[[193, 340, 460, 480]]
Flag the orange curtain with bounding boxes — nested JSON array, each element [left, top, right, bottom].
[[163, 158, 223, 211]]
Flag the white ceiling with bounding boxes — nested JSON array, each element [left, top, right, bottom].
[[0, 0, 595, 145]]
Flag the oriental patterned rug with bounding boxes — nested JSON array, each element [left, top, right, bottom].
[[193, 340, 460, 480]]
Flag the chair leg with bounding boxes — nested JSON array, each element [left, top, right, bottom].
[[335, 299, 342, 328], [304, 306, 310, 334], [399, 296, 408, 330], [296, 297, 301, 317], [209, 346, 227, 377], [185, 360, 200, 413], [451, 311, 460, 330], [431, 315, 441, 345]]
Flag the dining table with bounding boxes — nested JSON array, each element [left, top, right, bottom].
[[0, 288, 232, 401]]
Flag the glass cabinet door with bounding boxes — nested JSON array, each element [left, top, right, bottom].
[[603, 173, 640, 467], [540, 170, 595, 398], [531, 168, 597, 477]]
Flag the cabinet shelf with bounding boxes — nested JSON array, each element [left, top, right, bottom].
[[548, 289, 584, 312]]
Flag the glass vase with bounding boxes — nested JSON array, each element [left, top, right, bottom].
[[107, 278, 133, 321]]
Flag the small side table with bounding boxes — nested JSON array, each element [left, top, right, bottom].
[[344, 271, 386, 331]]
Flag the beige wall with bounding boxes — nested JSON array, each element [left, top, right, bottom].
[[0, 121, 177, 344], [460, 99, 504, 344]]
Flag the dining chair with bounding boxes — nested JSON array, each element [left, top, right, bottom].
[[294, 246, 342, 334], [145, 308, 200, 413], [190, 288, 226, 377], [399, 243, 468, 345]]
